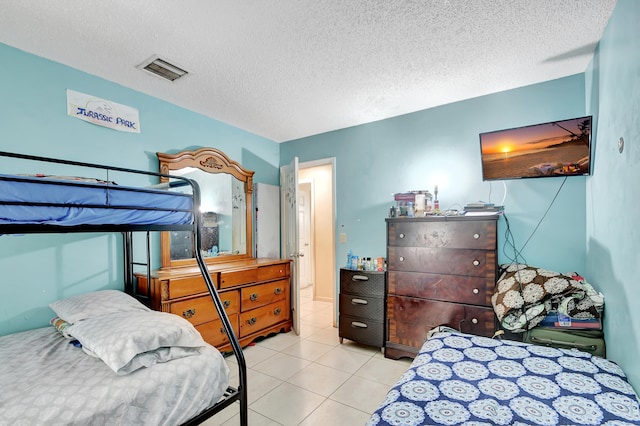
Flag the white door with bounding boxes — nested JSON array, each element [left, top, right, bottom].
[[298, 182, 313, 290], [280, 157, 301, 335]]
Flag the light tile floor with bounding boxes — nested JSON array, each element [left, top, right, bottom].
[[203, 286, 412, 426]]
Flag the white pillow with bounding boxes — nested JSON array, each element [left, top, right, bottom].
[[50, 289, 150, 324], [67, 310, 207, 375]]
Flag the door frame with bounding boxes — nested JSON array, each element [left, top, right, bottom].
[[298, 157, 337, 327]]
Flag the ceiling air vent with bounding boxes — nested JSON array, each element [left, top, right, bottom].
[[138, 56, 188, 82]]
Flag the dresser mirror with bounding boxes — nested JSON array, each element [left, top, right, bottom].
[[158, 148, 254, 268]]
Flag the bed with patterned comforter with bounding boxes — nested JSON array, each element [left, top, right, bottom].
[[367, 327, 640, 426]]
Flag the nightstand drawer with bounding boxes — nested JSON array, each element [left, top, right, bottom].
[[339, 293, 384, 320], [340, 269, 385, 297], [339, 314, 384, 347]]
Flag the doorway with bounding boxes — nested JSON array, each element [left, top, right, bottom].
[[298, 159, 336, 325]]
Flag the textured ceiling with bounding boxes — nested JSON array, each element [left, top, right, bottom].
[[0, 1, 616, 142]]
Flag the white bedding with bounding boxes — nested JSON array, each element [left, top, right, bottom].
[[0, 326, 229, 425]]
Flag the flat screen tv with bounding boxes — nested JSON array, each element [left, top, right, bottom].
[[479, 116, 592, 181]]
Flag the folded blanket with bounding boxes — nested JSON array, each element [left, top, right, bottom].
[[491, 263, 603, 332]]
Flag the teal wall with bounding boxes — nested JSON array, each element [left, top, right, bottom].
[[2, 1, 639, 392], [0, 43, 280, 335], [584, 0, 640, 390], [281, 75, 588, 275]]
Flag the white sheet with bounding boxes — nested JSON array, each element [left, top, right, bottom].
[[0, 327, 229, 426]]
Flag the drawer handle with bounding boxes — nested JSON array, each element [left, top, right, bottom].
[[473, 260, 480, 266], [274, 307, 282, 315], [274, 287, 282, 295], [247, 317, 257, 325], [182, 308, 196, 319], [219, 327, 226, 334], [223, 300, 231, 308], [351, 298, 368, 305], [399, 256, 405, 262], [473, 233, 480, 239], [399, 233, 405, 239], [250, 293, 259, 301], [351, 321, 368, 329], [472, 288, 479, 294], [471, 318, 478, 324], [352, 275, 369, 281]]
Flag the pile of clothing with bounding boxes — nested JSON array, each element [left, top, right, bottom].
[[491, 263, 604, 333]]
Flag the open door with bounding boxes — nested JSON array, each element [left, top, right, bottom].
[[280, 157, 301, 335]]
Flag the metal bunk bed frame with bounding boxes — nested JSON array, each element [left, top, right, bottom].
[[0, 150, 248, 426]]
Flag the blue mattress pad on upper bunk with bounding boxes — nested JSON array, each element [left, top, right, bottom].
[[0, 174, 193, 226]]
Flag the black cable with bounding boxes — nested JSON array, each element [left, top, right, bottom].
[[499, 177, 568, 333], [520, 176, 567, 252]]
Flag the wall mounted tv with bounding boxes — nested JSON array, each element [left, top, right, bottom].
[[479, 115, 592, 181]]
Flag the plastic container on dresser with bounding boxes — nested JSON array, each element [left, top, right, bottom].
[[339, 268, 385, 348], [385, 215, 499, 359]]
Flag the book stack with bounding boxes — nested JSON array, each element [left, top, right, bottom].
[[538, 311, 602, 330], [463, 202, 504, 216]]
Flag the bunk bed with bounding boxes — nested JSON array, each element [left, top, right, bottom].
[[0, 150, 248, 425]]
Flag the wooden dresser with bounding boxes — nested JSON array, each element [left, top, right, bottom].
[[137, 258, 292, 352], [385, 215, 498, 359]]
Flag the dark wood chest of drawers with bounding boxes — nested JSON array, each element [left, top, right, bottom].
[[385, 216, 498, 359], [339, 268, 385, 348]]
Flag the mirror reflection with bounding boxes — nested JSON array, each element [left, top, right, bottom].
[[169, 168, 247, 260], [158, 148, 254, 268]]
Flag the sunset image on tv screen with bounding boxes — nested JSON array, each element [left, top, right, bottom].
[[480, 116, 591, 181]]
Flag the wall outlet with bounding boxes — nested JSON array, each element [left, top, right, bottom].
[[339, 233, 347, 244]]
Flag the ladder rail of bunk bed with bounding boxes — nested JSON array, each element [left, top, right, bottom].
[[0, 150, 248, 426]]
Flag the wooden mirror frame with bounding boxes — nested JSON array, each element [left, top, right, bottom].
[[158, 148, 255, 268]]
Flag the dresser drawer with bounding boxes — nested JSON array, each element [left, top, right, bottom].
[[339, 314, 384, 347], [388, 246, 496, 277], [340, 269, 385, 297], [220, 268, 258, 289], [239, 300, 289, 337], [387, 271, 493, 306], [339, 293, 384, 320], [196, 313, 239, 348], [169, 290, 240, 327], [170, 294, 219, 326], [387, 220, 496, 250], [241, 279, 288, 311], [257, 263, 290, 281], [219, 290, 240, 315], [386, 296, 495, 349], [165, 275, 217, 299]]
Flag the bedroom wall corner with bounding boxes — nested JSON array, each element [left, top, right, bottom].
[[584, 0, 640, 391]]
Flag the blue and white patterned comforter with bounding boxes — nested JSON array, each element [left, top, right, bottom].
[[368, 328, 640, 425]]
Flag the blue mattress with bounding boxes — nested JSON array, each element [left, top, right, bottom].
[[368, 328, 640, 426], [0, 174, 193, 226]]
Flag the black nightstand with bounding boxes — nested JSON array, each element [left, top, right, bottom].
[[338, 268, 385, 348]]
